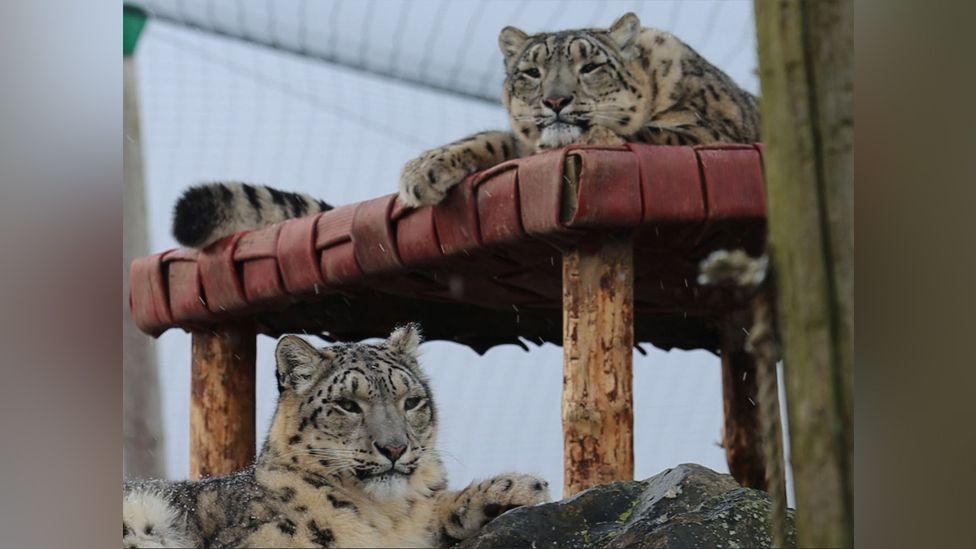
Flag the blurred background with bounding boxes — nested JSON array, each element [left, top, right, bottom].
[[124, 0, 778, 501]]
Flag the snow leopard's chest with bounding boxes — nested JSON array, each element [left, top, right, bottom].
[[236, 473, 440, 548]]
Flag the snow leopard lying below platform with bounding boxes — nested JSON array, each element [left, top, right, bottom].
[[123, 325, 549, 548]]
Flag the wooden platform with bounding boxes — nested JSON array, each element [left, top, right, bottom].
[[131, 143, 765, 350], [129, 143, 768, 494]]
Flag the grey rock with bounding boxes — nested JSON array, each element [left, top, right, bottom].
[[458, 463, 795, 549]]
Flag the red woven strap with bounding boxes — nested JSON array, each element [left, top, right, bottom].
[[165, 250, 213, 324], [277, 214, 325, 294], [696, 146, 766, 251], [234, 224, 279, 260], [394, 205, 442, 267], [629, 144, 705, 224], [198, 233, 248, 314], [517, 149, 567, 236], [127, 143, 768, 342], [565, 147, 642, 229], [237, 223, 286, 304], [316, 204, 361, 286], [476, 166, 522, 246], [627, 145, 707, 250], [434, 174, 482, 256], [697, 146, 765, 221], [129, 253, 173, 335], [352, 195, 402, 275], [315, 203, 356, 248]]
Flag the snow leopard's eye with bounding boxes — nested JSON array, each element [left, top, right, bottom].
[[336, 399, 361, 413], [404, 396, 424, 411], [522, 68, 541, 78], [580, 62, 604, 74]]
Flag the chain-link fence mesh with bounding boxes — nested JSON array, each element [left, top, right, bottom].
[[129, 0, 783, 501]]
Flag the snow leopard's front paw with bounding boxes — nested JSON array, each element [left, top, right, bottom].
[[443, 473, 550, 540], [398, 150, 470, 208], [584, 124, 627, 146], [479, 473, 550, 520]]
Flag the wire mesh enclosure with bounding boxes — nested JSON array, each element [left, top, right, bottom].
[[128, 0, 781, 502]]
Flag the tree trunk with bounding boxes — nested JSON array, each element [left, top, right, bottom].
[[720, 323, 767, 490], [755, 1, 854, 546], [190, 325, 257, 479], [562, 234, 635, 496]]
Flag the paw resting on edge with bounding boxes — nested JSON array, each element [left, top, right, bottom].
[[584, 125, 627, 146], [398, 151, 470, 208], [445, 473, 551, 540], [480, 474, 550, 520]]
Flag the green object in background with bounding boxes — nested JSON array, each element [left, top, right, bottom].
[[124, 4, 149, 57]]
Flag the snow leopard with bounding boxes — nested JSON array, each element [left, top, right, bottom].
[[122, 325, 549, 547], [399, 11, 759, 206], [170, 12, 758, 246]]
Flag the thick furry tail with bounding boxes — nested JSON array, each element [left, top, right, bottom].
[[123, 486, 195, 548], [172, 182, 332, 248]]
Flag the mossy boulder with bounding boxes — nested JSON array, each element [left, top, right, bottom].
[[459, 463, 795, 548]]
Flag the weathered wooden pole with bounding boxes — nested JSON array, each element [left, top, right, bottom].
[[190, 325, 257, 479], [755, 0, 853, 546], [562, 232, 635, 496], [719, 324, 767, 490]]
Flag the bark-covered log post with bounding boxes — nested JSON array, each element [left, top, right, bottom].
[[562, 235, 635, 497], [190, 325, 257, 479], [719, 322, 767, 490], [755, 1, 854, 546]]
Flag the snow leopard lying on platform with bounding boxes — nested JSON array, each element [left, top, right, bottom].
[[170, 12, 758, 249], [123, 325, 549, 548]]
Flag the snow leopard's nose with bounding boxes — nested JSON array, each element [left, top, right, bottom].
[[543, 95, 573, 113], [375, 442, 407, 463]]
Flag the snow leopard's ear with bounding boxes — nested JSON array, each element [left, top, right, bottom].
[[608, 13, 641, 57], [388, 323, 423, 359], [275, 335, 333, 394], [499, 26, 528, 61]]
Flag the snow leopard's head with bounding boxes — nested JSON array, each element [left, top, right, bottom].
[[499, 12, 649, 151], [267, 324, 438, 498]]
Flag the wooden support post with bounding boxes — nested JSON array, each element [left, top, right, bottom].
[[720, 325, 767, 490], [562, 234, 635, 496], [756, 1, 853, 546], [190, 324, 256, 479]]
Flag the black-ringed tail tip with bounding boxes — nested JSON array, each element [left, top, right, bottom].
[[172, 182, 332, 248]]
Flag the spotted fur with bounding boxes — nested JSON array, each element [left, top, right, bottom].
[[399, 12, 760, 206], [122, 325, 549, 547], [171, 182, 333, 248], [172, 14, 757, 244]]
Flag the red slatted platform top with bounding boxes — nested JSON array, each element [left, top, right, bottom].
[[129, 143, 766, 353]]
